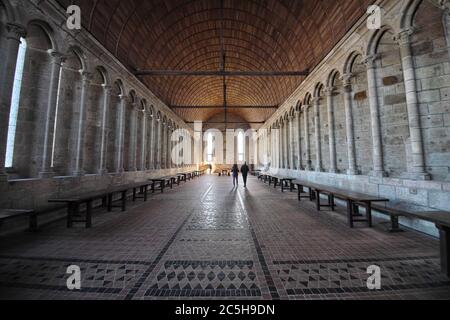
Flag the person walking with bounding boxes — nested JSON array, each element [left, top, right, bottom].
[[231, 164, 239, 187], [241, 162, 249, 188]]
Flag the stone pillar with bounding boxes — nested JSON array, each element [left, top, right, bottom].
[[0, 23, 26, 181], [342, 74, 359, 175], [161, 121, 166, 169], [279, 126, 283, 169], [289, 116, 295, 169], [325, 87, 337, 173], [115, 95, 127, 173], [155, 118, 161, 169], [140, 109, 147, 171], [38, 50, 65, 178], [72, 71, 92, 176], [365, 54, 386, 177], [303, 106, 312, 170], [296, 111, 302, 170], [397, 29, 431, 180], [98, 85, 111, 175], [312, 98, 323, 172], [148, 115, 154, 169], [129, 104, 138, 172]]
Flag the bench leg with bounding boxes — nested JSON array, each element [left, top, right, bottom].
[[437, 225, 450, 278], [29, 214, 38, 232], [290, 182, 294, 193], [144, 185, 148, 202], [121, 191, 127, 211], [297, 186, 301, 201], [107, 194, 113, 212], [388, 214, 403, 233], [67, 203, 77, 228], [132, 188, 137, 202], [86, 200, 93, 228], [329, 195, 335, 211], [281, 180, 284, 192], [347, 200, 354, 228], [161, 183, 164, 193], [365, 202, 373, 228], [315, 190, 321, 211]]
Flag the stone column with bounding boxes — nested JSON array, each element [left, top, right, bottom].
[[312, 98, 323, 172], [296, 111, 302, 170], [155, 118, 161, 169], [289, 116, 295, 169], [148, 115, 154, 170], [72, 71, 92, 176], [0, 23, 26, 181], [115, 95, 127, 173], [342, 74, 358, 175], [397, 29, 431, 180], [325, 87, 337, 173], [161, 121, 166, 169], [303, 106, 311, 170], [129, 104, 138, 172], [98, 85, 111, 175], [365, 54, 386, 177], [38, 50, 65, 178], [140, 109, 147, 171]]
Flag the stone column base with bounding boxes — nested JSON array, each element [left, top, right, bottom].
[[98, 169, 108, 175], [401, 171, 432, 181], [39, 171, 55, 179], [347, 169, 361, 176], [370, 170, 388, 178], [0, 173, 8, 182]]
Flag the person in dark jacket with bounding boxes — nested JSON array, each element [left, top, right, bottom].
[[231, 164, 239, 187], [241, 162, 249, 188]]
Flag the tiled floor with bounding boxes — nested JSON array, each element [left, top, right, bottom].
[[0, 175, 449, 300]]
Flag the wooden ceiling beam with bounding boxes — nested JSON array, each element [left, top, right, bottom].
[[171, 105, 278, 109], [134, 70, 309, 77]]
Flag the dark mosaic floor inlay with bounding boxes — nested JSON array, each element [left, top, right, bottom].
[[144, 260, 261, 297], [0, 175, 449, 300]]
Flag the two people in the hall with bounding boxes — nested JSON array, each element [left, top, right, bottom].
[[231, 162, 250, 188]]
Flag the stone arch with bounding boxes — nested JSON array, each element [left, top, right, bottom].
[[83, 66, 108, 174], [52, 46, 86, 175], [328, 69, 347, 173], [400, 0, 423, 30], [373, 27, 409, 177], [105, 80, 124, 172], [0, 0, 16, 22], [12, 20, 56, 177], [409, 0, 450, 180], [347, 52, 373, 175]]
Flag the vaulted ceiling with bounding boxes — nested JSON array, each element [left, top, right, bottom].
[[57, 0, 372, 125]]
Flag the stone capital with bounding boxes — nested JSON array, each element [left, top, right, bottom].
[[6, 23, 27, 41], [395, 28, 415, 46], [80, 71, 93, 83], [301, 104, 310, 112], [324, 86, 336, 96], [363, 54, 380, 69], [47, 50, 67, 65], [311, 97, 321, 105]]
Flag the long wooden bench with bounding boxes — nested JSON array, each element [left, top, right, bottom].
[[292, 180, 389, 228], [371, 201, 450, 278], [0, 209, 36, 231], [48, 181, 153, 228]]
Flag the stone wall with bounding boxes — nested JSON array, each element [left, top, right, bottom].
[[259, 0, 450, 237], [0, 0, 196, 225]]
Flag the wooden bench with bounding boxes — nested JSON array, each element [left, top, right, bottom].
[[49, 182, 153, 228], [271, 176, 295, 192], [151, 177, 172, 193], [372, 202, 450, 278], [292, 180, 389, 228], [0, 209, 37, 232]]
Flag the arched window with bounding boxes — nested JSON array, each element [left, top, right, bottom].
[[5, 37, 27, 168], [207, 132, 213, 162], [238, 131, 244, 162]]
